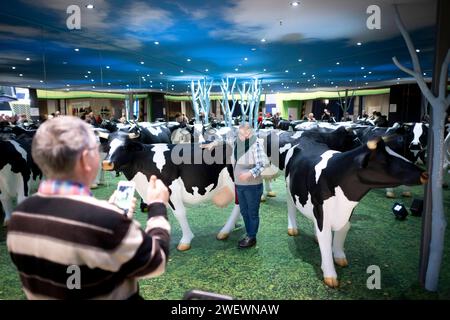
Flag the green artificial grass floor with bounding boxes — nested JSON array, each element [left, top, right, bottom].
[[1, 171, 449, 300]]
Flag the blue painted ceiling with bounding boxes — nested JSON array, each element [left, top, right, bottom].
[[0, 0, 438, 94]]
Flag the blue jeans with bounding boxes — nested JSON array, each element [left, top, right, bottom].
[[236, 184, 263, 238]]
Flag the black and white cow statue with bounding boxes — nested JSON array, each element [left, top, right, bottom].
[[281, 131, 427, 287], [0, 135, 41, 226], [354, 122, 428, 198], [101, 136, 240, 251]]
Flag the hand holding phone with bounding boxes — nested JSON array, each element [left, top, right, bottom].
[[112, 181, 136, 216]]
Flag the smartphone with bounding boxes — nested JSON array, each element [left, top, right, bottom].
[[114, 181, 136, 215]]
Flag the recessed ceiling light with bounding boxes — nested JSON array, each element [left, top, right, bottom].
[[267, 84, 270, 87], [140, 61, 144, 65], [63, 61, 68, 65], [235, 68, 239, 71], [368, 71, 372, 74], [39, 80, 43, 83], [26, 57, 30, 61], [106, 66, 110, 69], [244, 57, 248, 61], [291, 1, 300, 7], [285, 70, 289, 73], [296, 81, 299, 84], [160, 72, 163, 75], [66, 84, 70, 87], [397, 77, 401, 80], [12, 66, 16, 69], [154, 41, 159, 45], [74, 48, 79, 52], [336, 62, 340, 65], [91, 79, 94, 82], [205, 69, 209, 72], [298, 59, 302, 62], [180, 70, 184, 73], [365, 82, 369, 85], [307, 79, 310, 82], [361, 66, 365, 70], [87, 71, 91, 74], [126, 84, 129, 87], [251, 48, 256, 51], [423, 72, 427, 76], [331, 81, 334, 84], [357, 42, 362, 46], [260, 38, 266, 43], [108, 82, 111, 85], [86, 4, 94, 9], [187, 58, 191, 62], [92, 86, 96, 88], [396, 82, 400, 84], [416, 49, 420, 53], [364, 75, 367, 78], [84, 75, 88, 78], [302, 72, 306, 75], [263, 68, 266, 72], [19, 74, 23, 77], [147, 74, 150, 77]]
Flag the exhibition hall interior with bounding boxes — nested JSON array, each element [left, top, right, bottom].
[[0, 0, 449, 300]]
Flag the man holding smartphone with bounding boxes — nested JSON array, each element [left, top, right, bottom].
[[7, 116, 171, 300]]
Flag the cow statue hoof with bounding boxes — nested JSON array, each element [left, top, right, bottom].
[[261, 195, 266, 202], [177, 243, 191, 251], [323, 277, 339, 288], [402, 191, 412, 197], [386, 191, 396, 198], [267, 191, 276, 198], [287, 228, 298, 236], [216, 232, 229, 240], [334, 257, 348, 267], [90, 183, 98, 189]]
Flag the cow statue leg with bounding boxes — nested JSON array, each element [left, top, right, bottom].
[[0, 170, 23, 226], [217, 204, 241, 240], [385, 187, 396, 198], [262, 179, 276, 202], [169, 183, 194, 251], [315, 222, 339, 288], [286, 190, 299, 236], [332, 221, 351, 267], [0, 193, 14, 226]]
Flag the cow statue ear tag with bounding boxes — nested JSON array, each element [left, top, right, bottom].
[[367, 140, 378, 150]]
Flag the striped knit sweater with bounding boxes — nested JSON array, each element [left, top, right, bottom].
[[7, 194, 170, 300]]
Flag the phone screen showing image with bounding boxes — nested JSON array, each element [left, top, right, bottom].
[[115, 184, 135, 214]]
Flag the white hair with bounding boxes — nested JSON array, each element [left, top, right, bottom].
[[32, 116, 97, 178]]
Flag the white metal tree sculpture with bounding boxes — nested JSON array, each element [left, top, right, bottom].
[[219, 77, 238, 127], [337, 89, 356, 117], [237, 79, 262, 128], [191, 78, 213, 124], [392, 5, 449, 291]]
